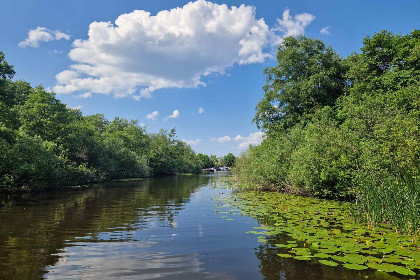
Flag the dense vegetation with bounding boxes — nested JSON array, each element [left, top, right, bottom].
[[0, 52, 235, 192], [234, 30, 419, 234], [197, 152, 236, 168]]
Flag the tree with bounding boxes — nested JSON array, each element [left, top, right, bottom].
[[209, 155, 218, 167], [222, 153, 236, 167], [0, 52, 14, 80], [254, 36, 346, 131], [235, 30, 419, 233], [0, 50, 226, 192], [197, 153, 211, 168], [0, 52, 18, 130], [19, 86, 80, 142]]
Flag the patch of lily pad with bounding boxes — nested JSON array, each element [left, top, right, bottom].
[[215, 191, 419, 278], [319, 260, 339, 267]]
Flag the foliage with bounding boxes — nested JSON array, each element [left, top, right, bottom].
[[217, 191, 420, 276], [221, 153, 236, 167], [197, 153, 212, 168], [254, 36, 346, 131], [235, 30, 420, 233], [0, 53, 212, 192]]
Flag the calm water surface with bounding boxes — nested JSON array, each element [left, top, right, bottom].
[[0, 174, 411, 279]]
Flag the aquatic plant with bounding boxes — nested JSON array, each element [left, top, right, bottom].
[[216, 191, 419, 278]]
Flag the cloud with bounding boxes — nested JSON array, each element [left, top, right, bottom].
[[53, 1, 314, 99], [237, 132, 265, 148], [146, 111, 159, 120], [183, 138, 201, 145], [198, 107, 204, 114], [320, 26, 330, 35], [67, 105, 82, 110], [211, 136, 232, 143], [165, 110, 180, 120], [19, 27, 70, 48], [234, 135, 244, 141], [56, 70, 79, 84], [276, 9, 315, 37], [211, 132, 264, 147], [75, 92, 92, 98]]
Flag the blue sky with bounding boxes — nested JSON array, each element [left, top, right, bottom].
[[1, 0, 419, 156]]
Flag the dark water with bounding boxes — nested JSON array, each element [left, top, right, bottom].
[[0, 174, 409, 280]]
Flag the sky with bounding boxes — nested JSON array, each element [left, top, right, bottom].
[[1, 0, 419, 156]]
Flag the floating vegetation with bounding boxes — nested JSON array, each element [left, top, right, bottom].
[[319, 260, 339, 267], [215, 191, 419, 278]]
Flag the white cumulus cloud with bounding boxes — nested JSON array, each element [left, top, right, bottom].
[[211, 136, 232, 143], [75, 92, 92, 98], [67, 105, 82, 110], [53, 1, 314, 99], [276, 9, 315, 37], [19, 27, 70, 48], [198, 107, 204, 114], [146, 111, 159, 120], [165, 110, 180, 120], [183, 138, 201, 145], [320, 26, 330, 35], [211, 132, 264, 147], [237, 132, 265, 148]]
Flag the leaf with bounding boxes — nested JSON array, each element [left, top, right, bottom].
[[314, 253, 331, 259], [393, 266, 416, 276], [343, 263, 368, 270], [366, 262, 397, 273], [319, 260, 339, 267]]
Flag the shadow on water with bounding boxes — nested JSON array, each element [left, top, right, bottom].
[[0, 175, 209, 280]]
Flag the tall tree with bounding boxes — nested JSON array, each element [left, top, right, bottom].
[[222, 153, 236, 167], [254, 36, 346, 131]]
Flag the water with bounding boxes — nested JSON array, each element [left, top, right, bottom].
[[0, 174, 415, 279], [0, 174, 259, 279]]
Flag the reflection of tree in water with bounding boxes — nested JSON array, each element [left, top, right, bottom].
[[254, 234, 402, 280], [0, 175, 209, 280]]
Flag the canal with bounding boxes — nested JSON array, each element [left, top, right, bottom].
[[0, 173, 417, 279]]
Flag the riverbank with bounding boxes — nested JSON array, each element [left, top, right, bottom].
[[1, 50, 239, 194], [233, 30, 420, 235]]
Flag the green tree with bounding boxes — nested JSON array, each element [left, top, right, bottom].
[[0, 51, 224, 192], [0, 51, 18, 130], [209, 155, 218, 167], [254, 36, 346, 131], [19, 86, 80, 142], [235, 29, 420, 233], [196, 153, 211, 168], [222, 153, 236, 167]]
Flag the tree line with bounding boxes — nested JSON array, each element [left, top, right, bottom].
[[0, 52, 236, 192], [197, 153, 236, 168], [234, 30, 419, 234]]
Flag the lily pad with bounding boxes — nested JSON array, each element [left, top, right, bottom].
[[342, 263, 368, 270], [219, 190, 420, 277], [319, 260, 339, 267], [275, 243, 296, 248], [393, 266, 416, 276], [366, 262, 397, 273], [314, 253, 331, 258]]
